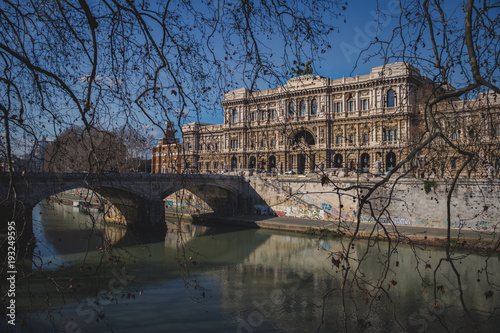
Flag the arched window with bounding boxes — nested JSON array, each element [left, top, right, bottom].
[[386, 152, 396, 171], [333, 153, 343, 168], [232, 109, 238, 123], [387, 89, 395, 108], [311, 99, 318, 115], [360, 153, 370, 172], [299, 100, 306, 116], [249, 156, 256, 169], [231, 156, 237, 170], [289, 102, 295, 118], [269, 155, 276, 170]]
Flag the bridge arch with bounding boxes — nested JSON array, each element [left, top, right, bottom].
[[0, 173, 168, 233], [34, 183, 156, 231], [161, 181, 240, 217]]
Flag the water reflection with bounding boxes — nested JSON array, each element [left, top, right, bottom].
[[33, 201, 130, 256], [164, 220, 211, 246], [4, 202, 499, 332]]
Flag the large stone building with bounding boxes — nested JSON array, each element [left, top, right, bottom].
[[153, 62, 500, 176]]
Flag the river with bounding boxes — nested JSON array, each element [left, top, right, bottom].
[[1, 200, 499, 332]]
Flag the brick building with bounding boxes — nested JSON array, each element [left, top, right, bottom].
[[151, 121, 182, 174]]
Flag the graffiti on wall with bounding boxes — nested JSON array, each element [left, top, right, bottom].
[[320, 203, 351, 220], [360, 216, 376, 224], [301, 194, 318, 206], [253, 204, 325, 219], [285, 206, 325, 220], [254, 205, 273, 216], [414, 219, 429, 226], [451, 220, 493, 230], [360, 216, 412, 226], [321, 203, 332, 211]]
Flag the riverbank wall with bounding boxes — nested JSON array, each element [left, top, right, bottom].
[[195, 213, 498, 252], [246, 176, 500, 232]]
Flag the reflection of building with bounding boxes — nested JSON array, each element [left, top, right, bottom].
[[153, 62, 500, 176], [151, 121, 182, 173]]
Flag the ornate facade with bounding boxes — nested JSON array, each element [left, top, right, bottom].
[[153, 62, 500, 176]]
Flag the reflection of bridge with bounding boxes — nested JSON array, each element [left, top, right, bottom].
[[0, 172, 254, 233]]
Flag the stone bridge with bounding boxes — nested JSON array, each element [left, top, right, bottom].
[[1, 172, 348, 240], [0, 172, 256, 234]]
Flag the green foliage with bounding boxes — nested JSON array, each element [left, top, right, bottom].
[[424, 180, 436, 194], [304, 228, 339, 237]]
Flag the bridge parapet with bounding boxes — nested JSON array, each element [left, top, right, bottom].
[[0, 172, 246, 232]]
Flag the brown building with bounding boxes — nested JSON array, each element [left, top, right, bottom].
[[151, 121, 182, 174], [153, 62, 500, 177]]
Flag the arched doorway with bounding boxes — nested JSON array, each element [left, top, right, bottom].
[[386, 152, 396, 171], [269, 155, 276, 171], [333, 153, 343, 168], [231, 156, 237, 171], [249, 156, 256, 169], [360, 153, 370, 172], [293, 130, 316, 146]]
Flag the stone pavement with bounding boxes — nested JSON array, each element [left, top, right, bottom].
[[198, 213, 498, 243]]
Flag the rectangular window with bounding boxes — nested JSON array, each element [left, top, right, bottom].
[[384, 129, 397, 142], [349, 101, 354, 112], [362, 99, 369, 110], [271, 139, 275, 148], [349, 135, 354, 144], [495, 125, 500, 137], [335, 102, 342, 113], [336, 136, 342, 145], [261, 111, 266, 121], [271, 110, 276, 120], [251, 112, 255, 121], [362, 134, 368, 143], [450, 158, 457, 170], [261, 139, 264, 147]]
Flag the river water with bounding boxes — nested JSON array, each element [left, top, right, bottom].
[[2, 200, 500, 332]]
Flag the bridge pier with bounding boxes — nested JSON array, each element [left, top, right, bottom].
[[103, 199, 166, 231], [142, 199, 166, 231]]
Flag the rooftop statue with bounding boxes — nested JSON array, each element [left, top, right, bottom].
[[291, 60, 313, 76]]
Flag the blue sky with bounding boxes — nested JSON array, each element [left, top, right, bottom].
[[195, 0, 402, 126]]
